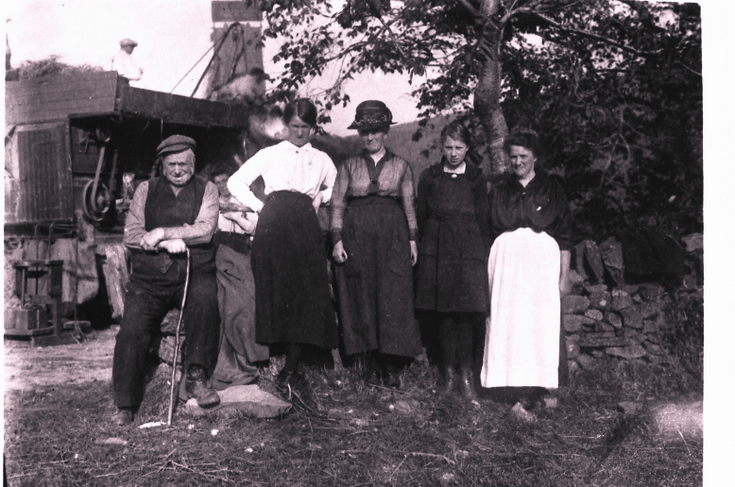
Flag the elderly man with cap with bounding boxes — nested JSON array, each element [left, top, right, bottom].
[[111, 37, 143, 82], [112, 135, 220, 426]]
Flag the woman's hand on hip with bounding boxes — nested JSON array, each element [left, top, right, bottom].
[[410, 241, 418, 266], [333, 240, 348, 264], [312, 193, 324, 214]]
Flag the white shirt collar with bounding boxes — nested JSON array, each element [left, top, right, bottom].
[[443, 162, 466, 174], [281, 140, 313, 151]]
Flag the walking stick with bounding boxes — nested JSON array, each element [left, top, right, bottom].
[[168, 248, 191, 425]]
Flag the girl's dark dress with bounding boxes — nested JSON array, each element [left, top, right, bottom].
[[415, 162, 491, 313]]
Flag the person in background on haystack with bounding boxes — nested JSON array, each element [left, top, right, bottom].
[[415, 121, 491, 401], [330, 100, 422, 389], [208, 164, 269, 390], [111, 37, 143, 82], [481, 130, 571, 412], [227, 98, 338, 389], [112, 135, 220, 426]]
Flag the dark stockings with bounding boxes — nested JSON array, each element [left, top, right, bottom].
[[439, 314, 477, 399], [282, 342, 302, 374], [439, 315, 474, 368]]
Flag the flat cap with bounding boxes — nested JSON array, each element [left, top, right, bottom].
[[119, 38, 138, 47], [156, 135, 196, 158]]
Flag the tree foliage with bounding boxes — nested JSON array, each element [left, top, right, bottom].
[[260, 0, 702, 239]]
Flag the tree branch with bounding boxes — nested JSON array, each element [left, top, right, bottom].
[[530, 10, 655, 57], [456, 0, 483, 19]]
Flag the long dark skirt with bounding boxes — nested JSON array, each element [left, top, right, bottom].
[[334, 196, 422, 358], [251, 191, 337, 349]]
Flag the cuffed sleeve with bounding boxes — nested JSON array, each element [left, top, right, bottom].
[[329, 162, 350, 244], [227, 153, 267, 213], [472, 170, 492, 254], [400, 162, 419, 241], [415, 168, 431, 241], [123, 181, 149, 249], [320, 157, 338, 204], [160, 182, 219, 245]]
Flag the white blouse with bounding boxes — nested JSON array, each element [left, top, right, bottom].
[[227, 141, 337, 213]]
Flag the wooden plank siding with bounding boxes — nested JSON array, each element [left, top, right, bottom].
[[6, 72, 119, 125], [6, 122, 74, 224], [117, 86, 250, 128], [6, 71, 250, 128]]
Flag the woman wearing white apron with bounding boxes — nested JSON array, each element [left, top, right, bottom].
[[481, 130, 572, 407]]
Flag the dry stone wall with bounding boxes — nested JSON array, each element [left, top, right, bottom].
[[563, 233, 703, 373]]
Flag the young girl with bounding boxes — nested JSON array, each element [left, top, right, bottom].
[[415, 121, 491, 400]]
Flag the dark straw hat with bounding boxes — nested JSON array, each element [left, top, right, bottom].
[[119, 38, 138, 48], [347, 100, 396, 130], [156, 135, 196, 158]]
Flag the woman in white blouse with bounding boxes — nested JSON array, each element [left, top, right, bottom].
[[227, 99, 338, 387]]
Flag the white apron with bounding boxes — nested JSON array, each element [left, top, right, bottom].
[[481, 228, 561, 389]]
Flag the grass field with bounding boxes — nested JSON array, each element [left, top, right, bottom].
[[4, 339, 702, 487]]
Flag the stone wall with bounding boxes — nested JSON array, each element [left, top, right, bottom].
[[563, 233, 703, 373]]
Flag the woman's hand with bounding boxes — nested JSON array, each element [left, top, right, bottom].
[[223, 211, 257, 235], [410, 241, 418, 266], [312, 193, 324, 214], [332, 240, 348, 264]]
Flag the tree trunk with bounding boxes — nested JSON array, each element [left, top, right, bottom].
[[474, 0, 509, 177]]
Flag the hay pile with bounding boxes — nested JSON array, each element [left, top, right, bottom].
[[6, 55, 104, 81]]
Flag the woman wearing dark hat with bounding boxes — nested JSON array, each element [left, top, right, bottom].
[[415, 121, 491, 401], [227, 98, 338, 387], [331, 100, 422, 388], [480, 130, 572, 410]]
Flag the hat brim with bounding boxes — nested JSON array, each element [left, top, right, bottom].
[[157, 144, 194, 158], [348, 121, 396, 130]]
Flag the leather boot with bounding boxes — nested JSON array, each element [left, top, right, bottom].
[[186, 366, 220, 407], [383, 363, 401, 389], [442, 364, 458, 396], [112, 408, 134, 426], [459, 366, 477, 401]]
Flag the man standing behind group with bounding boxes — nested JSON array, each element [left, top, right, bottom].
[[112, 37, 143, 82], [112, 135, 220, 426]]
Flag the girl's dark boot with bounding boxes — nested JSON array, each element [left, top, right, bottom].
[[442, 364, 458, 397], [459, 366, 477, 401]]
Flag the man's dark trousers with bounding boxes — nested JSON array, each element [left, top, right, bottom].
[[113, 257, 219, 409]]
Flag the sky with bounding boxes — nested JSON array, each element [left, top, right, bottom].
[[3, 0, 420, 136]]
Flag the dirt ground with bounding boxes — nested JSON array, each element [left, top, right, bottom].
[[3, 327, 117, 394]]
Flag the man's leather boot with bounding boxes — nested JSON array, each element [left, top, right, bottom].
[[185, 366, 220, 407]]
